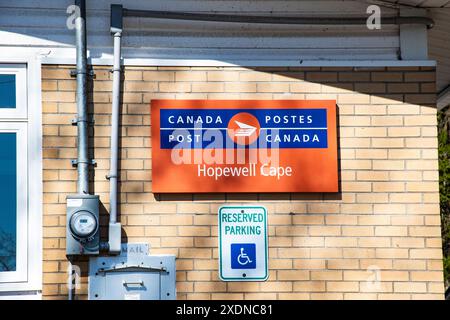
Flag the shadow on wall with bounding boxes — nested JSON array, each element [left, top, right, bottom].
[[74, 65, 436, 244]]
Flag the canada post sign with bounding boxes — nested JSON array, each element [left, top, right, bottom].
[[151, 100, 338, 193]]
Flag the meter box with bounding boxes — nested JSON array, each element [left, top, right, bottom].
[[66, 194, 100, 256], [88, 243, 176, 300]]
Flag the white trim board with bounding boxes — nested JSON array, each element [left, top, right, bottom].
[[42, 57, 437, 67]]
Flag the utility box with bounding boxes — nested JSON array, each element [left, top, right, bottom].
[[66, 194, 100, 256], [88, 243, 176, 300]]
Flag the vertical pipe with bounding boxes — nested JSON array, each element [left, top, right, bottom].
[[109, 32, 122, 225], [75, 0, 89, 194]]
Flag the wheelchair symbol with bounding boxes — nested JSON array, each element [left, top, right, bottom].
[[237, 247, 253, 266], [231, 243, 256, 269]]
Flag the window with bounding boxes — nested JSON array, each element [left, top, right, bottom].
[[0, 123, 27, 283], [0, 65, 26, 118], [0, 61, 41, 295]]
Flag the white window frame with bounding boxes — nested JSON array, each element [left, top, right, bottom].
[[0, 55, 42, 295], [0, 64, 27, 119], [0, 122, 28, 283]]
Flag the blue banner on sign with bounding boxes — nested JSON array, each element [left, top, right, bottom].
[[231, 243, 256, 269], [159, 108, 328, 149]]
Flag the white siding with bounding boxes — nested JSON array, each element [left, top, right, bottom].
[[0, 0, 403, 64], [429, 8, 450, 92]]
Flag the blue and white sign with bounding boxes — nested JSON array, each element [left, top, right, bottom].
[[219, 206, 268, 281]]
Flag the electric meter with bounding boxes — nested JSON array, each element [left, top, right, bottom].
[[66, 194, 100, 255], [69, 210, 98, 240]]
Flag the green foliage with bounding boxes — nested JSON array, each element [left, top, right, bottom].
[[438, 109, 450, 287]]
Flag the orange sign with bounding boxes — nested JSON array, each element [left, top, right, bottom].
[[151, 100, 338, 193]]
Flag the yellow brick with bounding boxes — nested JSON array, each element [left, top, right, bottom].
[[293, 281, 326, 292], [341, 182, 371, 192], [257, 82, 289, 93], [358, 237, 390, 247], [290, 82, 321, 93], [327, 259, 359, 269], [293, 259, 326, 270], [160, 215, 193, 225], [390, 171, 421, 181], [309, 226, 341, 236], [177, 203, 210, 214], [179, 248, 211, 259], [409, 226, 441, 237], [325, 237, 357, 247], [306, 72, 337, 82], [373, 161, 404, 171], [343, 248, 375, 259], [393, 260, 426, 270], [394, 282, 427, 293], [388, 149, 421, 159], [42, 68, 71, 79], [356, 193, 388, 203], [341, 203, 372, 214], [407, 204, 440, 215], [406, 182, 438, 192], [292, 237, 324, 247], [407, 160, 438, 170], [123, 70, 142, 80], [279, 248, 310, 258], [355, 149, 387, 159], [376, 248, 408, 259], [371, 116, 403, 126], [239, 72, 272, 82], [340, 138, 371, 148], [207, 71, 239, 81], [342, 226, 374, 236], [411, 271, 443, 282], [327, 281, 359, 292], [410, 249, 442, 259], [341, 160, 371, 170], [225, 82, 256, 92], [191, 82, 224, 93], [175, 71, 207, 81], [277, 270, 310, 281], [355, 105, 386, 115], [178, 226, 210, 236], [310, 271, 342, 281], [387, 83, 419, 93], [388, 127, 421, 137], [373, 182, 404, 192], [338, 94, 371, 104], [406, 138, 437, 148], [325, 215, 358, 225], [371, 94, 403, 105], [391, 216, 423, 226], [404, 72, 435, 82], [310, 248, 342, 259], [372, 138, 404, 148], [372, 72, 403, 82], [388, 104, 420, 114], [159, 82, 191, 92], [358, 215, 390, 225]]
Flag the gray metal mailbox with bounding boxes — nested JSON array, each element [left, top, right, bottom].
[[88, 243, 176, 300]]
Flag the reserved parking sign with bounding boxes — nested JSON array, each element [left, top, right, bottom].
[[151, 100, 338, 193], [218, 206, 268, 281]]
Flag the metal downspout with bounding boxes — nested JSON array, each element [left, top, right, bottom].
[[69, 0, 88, 301], [107, 5, 123, 254], [75, 0, 89, 194]]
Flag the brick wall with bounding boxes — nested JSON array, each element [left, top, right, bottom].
[[41, 65, 444, 299]]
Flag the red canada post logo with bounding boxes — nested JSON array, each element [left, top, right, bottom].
[[227, 112, 261, 146]]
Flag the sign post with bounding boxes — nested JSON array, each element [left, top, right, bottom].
[[218, 206, 268, 281]]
